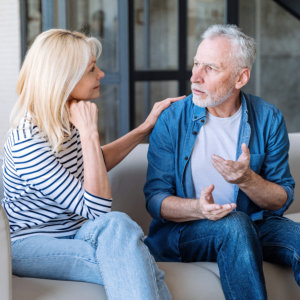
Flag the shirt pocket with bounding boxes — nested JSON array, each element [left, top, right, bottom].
[[250, 154, 265, 173]]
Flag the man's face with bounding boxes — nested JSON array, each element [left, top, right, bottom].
[[190, 37, 238, 108]]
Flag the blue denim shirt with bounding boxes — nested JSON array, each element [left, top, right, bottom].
[[144, 92, 295, 231]]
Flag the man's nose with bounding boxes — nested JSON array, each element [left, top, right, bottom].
[[191, 68, 204, 84]]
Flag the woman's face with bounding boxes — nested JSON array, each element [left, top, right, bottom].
[[70, 56, 104, 101]]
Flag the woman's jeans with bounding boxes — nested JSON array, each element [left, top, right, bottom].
[[11, 212, 171, 300]]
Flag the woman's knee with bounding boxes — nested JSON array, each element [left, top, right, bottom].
[[102, 211, 144, 237]]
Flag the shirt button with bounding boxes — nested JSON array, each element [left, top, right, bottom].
[[201, 119, 205, 123], [193, 131, 197, 135], [184, 156, 188, 160]]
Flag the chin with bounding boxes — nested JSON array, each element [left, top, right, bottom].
[[192, 94, 210, 107]]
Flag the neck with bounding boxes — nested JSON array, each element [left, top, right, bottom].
[[207, 91, 241, 118]]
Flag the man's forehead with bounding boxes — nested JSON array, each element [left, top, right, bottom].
[[194, 37, 234, 65]]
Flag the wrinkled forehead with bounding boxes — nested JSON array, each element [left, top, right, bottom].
[[195, 36, 236, 67]]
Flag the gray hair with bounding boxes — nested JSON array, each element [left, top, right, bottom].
[[202, 24, 256, 71]]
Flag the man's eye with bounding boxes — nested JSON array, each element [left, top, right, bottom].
[[90, 67, 95, 72], [193, 62, 199, 67]]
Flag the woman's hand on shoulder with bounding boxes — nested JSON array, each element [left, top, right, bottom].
[[142, 95, 185, 133], [69, 100, 99, 137]]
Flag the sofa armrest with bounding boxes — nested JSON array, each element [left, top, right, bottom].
[[286, 133, 300, 214], [0, 204, 12, 300]]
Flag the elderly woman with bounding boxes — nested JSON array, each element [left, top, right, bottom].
[[2, 29, 183, 299]]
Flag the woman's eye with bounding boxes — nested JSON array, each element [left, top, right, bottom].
[[90, 67, 95, 72]]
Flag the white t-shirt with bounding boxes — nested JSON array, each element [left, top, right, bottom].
[[191, 106, 242, 205]]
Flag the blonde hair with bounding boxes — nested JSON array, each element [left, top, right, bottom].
[[11, 29, 102, 152]]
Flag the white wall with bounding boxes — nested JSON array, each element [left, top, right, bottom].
[[0, 1, 20, 149]]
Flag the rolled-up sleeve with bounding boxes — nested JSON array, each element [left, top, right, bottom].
[[144, 112, 176, 222], [262, 109, 295, 215]]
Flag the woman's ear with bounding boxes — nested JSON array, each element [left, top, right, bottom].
[[235, 68, 250, 90]]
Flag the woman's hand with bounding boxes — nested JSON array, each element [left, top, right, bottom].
[[69, 100, 98, 136], [141, 96, 186, 134]]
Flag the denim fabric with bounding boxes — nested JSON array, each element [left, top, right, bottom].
[[144, 92, 294, 226], [256, 215, 300, 286], [143, 91, 297, 299], [178, 212, 267, 300], [11, 212, 171, 300], [145, 212, 300, 300]]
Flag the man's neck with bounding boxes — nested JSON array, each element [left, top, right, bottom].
[[207, 92, 241, 118]]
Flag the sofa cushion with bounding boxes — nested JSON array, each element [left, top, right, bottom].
[[12, 276, 105, 300]]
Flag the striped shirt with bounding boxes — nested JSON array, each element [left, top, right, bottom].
[[1, 117, 112, 241]]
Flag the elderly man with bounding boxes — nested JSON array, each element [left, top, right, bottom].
[[144, 24, 299, 299]]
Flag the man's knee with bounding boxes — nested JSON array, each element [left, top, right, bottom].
[[222, 211, 258, 239]]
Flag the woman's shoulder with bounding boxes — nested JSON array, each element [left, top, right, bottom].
[[6, 117, 50, 154]]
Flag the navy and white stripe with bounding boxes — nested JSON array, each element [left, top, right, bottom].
[[2, 117, 112, 241]]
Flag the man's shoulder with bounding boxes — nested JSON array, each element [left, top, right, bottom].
[[243, 92, 282, 115], [160, 94, 194, 119]]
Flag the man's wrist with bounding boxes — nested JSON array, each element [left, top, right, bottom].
[[237, 169, 255, 188]]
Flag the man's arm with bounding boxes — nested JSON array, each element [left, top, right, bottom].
[[161, 185, 236, 222], [212, 143, 287, 210], [144, 107, 235, 223], [212, 109, 294, 212]]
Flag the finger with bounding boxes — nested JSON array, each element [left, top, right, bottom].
[[204, 203, 236, 214], [211, 159, 228, 176], [237, 143, 250, 162], [201, 184, 215, 196], [168, 95, 186, 103], [241, 143, 250, 154], [203, 203, 222, 212], [211, 154, 226, 162]]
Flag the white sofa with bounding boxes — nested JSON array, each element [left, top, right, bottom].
[[1, 133, 300, 300]]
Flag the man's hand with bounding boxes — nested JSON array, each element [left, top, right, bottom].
[[211, 143, 252, 185], [196, 184, 236, 221]]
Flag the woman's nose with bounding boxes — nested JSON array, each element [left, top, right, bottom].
[[97, 66, 105, 80]]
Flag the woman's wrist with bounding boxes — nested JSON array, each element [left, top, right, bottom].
[[137, 120, 153, 137], [79, 128, 100, 143]]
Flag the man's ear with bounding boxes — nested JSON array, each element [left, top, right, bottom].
[[235, 68, 250, 89]]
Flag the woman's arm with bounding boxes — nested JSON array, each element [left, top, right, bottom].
[[69, 100, 111, 199], [102, 96, 185, 171]]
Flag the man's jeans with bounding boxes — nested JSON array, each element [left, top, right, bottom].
[[147, 211, 300, 300], [11, 212, 171, 300]]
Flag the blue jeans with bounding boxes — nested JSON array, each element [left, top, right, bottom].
[[146, 211, 300, 300], [11, 212, 171, 300]]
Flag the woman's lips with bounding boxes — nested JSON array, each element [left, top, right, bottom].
[[93, 85, 100, 90]]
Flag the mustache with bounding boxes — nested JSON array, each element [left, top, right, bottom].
[[191, 83, 208, 94]]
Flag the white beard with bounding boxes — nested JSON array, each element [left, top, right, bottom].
[[191, 83, 235, 108]]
